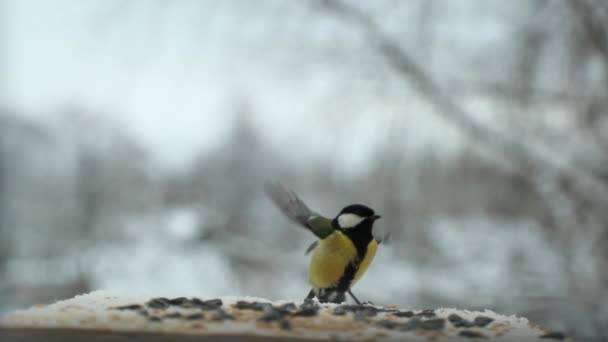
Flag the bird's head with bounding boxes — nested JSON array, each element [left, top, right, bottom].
[[333, 204, 381, 230]]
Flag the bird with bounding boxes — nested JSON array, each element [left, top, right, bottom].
[[265, 183, 385, 305]]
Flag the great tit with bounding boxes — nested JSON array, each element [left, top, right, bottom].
[[266, 183, 384, 305]]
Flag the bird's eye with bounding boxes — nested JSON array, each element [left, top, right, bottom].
[[337, 213, 365, 229]]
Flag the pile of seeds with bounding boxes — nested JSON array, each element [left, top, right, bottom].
[[113, 297, 234, 323], [106, 297, 567, 340], [0, 290, 575, 341]]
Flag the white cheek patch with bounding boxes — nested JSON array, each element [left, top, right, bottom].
[[337, 213, 365, 229]]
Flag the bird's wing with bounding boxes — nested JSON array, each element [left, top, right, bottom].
[[305, 241, 318, 255], [265, 182, 335, 239]]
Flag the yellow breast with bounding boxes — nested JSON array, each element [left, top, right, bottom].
[[308, 231, 378, 289], [351, 239, 377, 286]]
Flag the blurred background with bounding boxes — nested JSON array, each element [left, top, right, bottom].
[[1, 0, 608, 338]]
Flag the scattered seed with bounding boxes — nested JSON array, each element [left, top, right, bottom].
[[473, 316, 494, 327], [459, 330, 486, 338], [202, 299, 223, 309], [294, 299, 319, 316], [300, 299, 319, 310], [185, 298, 223, 310], [146, 298, 171, 310], [358, 307, 378, 317], [114, 304, 143, 311], [235, 301, 251, 310], [255, 302, 273, 311], [448, 313, 464, 323], [258, 306, 287, 322], [275, 307, 293, 316], [302, 298, 315, 306], [278, 303, 296, 311], [333, 305, 355, 313], [540, 332, 566, 340], [356, 307, 379, 322], [448, 314, 475, 328], [164, 312, 183, 319], [334, 304, 379, 314], [415, 309, 436, 317], [292, 307, 319, 317], [420, 318, 445, 330], [189, 298, 205, 308], [235, 301, 272, 311], [168, 297, 188, 306], [186, 313, 204, 320], [190, 298, 223, 310], [333, 306, 348, 316], [211, 308, 234, 321], [393, 310, 414, 318], [402, 317, 445, 331]]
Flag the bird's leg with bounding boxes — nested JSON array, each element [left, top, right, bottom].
[[305, 289, 316, 300], [347, 289, 363, 305]]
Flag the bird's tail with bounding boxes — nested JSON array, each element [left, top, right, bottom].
[[306, 288, 345, 304]]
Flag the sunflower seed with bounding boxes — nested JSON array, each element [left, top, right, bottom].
[[448, 313, 475, 328], [235, 301, 272, 311], [473, 316, 494, 327], [185, 313, 204, 320], [415, 309, 436, 317], [393, 310, 414, 318], [259, 306, 287, 322], [540, 332, 566, 340], [164, 312, 183, 319], [459, 330, 486, 338], [167, 297, 188, 305], [211, 308, 234, 321], [115, 304, 143, 311], [402, 317, 445, 331], [279, 303, 296, 311], [146, 298, 171, 310], [292, 307, 318, 317]]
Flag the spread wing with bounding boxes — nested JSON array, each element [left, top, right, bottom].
[[265, 182, 334, 239]]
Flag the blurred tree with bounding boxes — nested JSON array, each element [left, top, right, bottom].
[[0, 0, 5, 106], [314, 0, 608, 335], [0, 115, 9, 272], [62, 110, 156, 241], [0, 114, 50, 255]]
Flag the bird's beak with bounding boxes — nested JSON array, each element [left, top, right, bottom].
[[371, 215, 381, 221]]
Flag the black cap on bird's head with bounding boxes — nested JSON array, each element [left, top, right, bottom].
[[334, 204, 381, 229]]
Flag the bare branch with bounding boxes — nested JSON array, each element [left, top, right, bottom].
[[569, 0, 608, 61], [317, 0, 608, 223]]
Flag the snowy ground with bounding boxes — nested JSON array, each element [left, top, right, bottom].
[[0, 290, 569, 341]]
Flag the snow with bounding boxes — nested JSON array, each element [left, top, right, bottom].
[[0, 290, 566, 341]]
